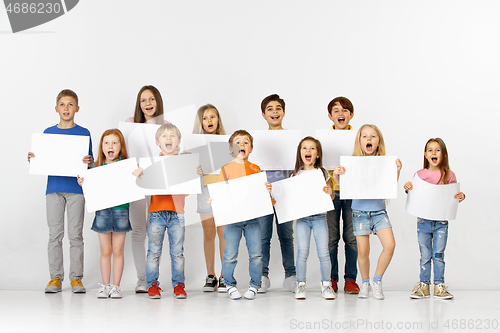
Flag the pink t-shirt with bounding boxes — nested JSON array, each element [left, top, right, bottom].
[[416, 169, 457, 185]]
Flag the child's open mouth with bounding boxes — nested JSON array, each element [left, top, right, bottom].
[[432, 157, 438, 163], [108, 150, 115, 158], [146, 107, 154, 112], [239, 149, 246, 155], [271, 115, 280, 120], [165, 143, 173, 149], [305, 154, 312, 162], [365, 143, 373, 152], [338, 117, 345, 124], [208, 124, 213, 129]]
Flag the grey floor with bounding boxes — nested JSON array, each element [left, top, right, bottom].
[[1, 286, 499, 333]]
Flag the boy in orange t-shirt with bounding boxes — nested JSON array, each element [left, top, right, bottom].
[[216, 130, 273, 300]]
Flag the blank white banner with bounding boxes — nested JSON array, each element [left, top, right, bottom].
[[405, 173, 460, 221], [340, 156, 398, 199], [208, 172, 273, 226], [29, 133, 89, 177], [272, 169, 334, 224], [315, 130, 356, 169], [82, 158, 144, 213], [248, 130, 302, 170]]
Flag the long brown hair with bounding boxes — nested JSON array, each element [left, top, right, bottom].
[[192, 104, 226, 135], [95, 129, 128, 167], [133, 85, 165, 124], [353, 124, 386, 156], [291, 136, 328, 180], [423, 138, 450, 184]]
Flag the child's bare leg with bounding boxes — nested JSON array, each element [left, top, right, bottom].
[[201, 214, 217, 276], [356, 235, 370, 280], [216, 225, 225, 277], [98, 233, 112, 285], [374, 228, 395, 277], [111, 232, 127, 286]]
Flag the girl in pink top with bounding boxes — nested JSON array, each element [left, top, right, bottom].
[[404, 138, 465, 300], [126, 85, 166, 292]]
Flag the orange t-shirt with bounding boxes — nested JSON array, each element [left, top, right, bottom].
[[217, 161, 262, 182]]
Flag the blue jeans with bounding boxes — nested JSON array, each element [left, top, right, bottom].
[[260, 209, 296, 278], [326, 191, 357, 282], [417, 218, 448, 284], [146, 211, 185, 288], [296, 213, 331, 283], [222, 218, 262, 289]]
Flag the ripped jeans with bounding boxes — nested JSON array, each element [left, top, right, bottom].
[[417, 218, 448, 284]]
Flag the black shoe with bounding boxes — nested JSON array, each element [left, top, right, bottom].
[[218, 277, 227, 293], [203, 275, 217, 292]]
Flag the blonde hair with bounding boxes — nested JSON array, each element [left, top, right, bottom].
[[155, 123, 181, 141], [95, 129, 128, 167], [353, 124, 386, 156], [192, 104, 226, 135]]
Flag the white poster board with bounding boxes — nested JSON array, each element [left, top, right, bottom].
[[29, 133, 89, 177], [137, 154, 201, 195], [248, 130, 302, 170], [315, 130, 356, 169], [271, 169, 334, 223], [82, 158, 144, 213], [339, 156, 398, 199], [405, 173, 460, 221], [208, 172, 273, 226]]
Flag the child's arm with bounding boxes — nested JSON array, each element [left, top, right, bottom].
[[403, 181, 413, 193], [396, 158, 402, 181], [132, 166, 143, 178], [197, 165, 204, 177], [333, 165, 345, 185], [454, 192, 466, 203], [266, 182, 276, 206], [77, 175, 84, 186], [83, 155, 93, 168], [27, 152, 35, 162]]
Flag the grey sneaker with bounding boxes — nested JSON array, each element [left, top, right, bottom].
[[243, 286, 258, 300], [97, 284, 111, 299], [226, 286, 242, 300], [283, 275, 297, 293], [135, 276, 148, 293], [45, 277, 62, 293], [109, 285, 123, 299], [295, 282, 306, 300], [370, 278, 384, 300], [257, 276, 270, 293], [321, 281, 336, 300], [358, 281, 370, 299], [71, 279, 86, 293]]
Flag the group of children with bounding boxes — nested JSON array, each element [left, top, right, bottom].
[[27, 88, 465, 301]]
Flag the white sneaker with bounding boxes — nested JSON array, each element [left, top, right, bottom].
[[243, 286, 258, 300], [135, 276, 147, 293], [226, 286, 242, 300], [257, 276, 270, 293], [321, 281, 336, 300], [283, 275, 297, 293], [97, 284, 110, 299], [370, 278, 384, 300], [295, 282, 306, 300], [358, 281, 370, 299], [109, 285, 123, 299]]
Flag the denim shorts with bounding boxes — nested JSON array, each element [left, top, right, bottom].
[[197, 182, 213, 215], [352, 210, 392, 236], [91, 208, 132, 233]]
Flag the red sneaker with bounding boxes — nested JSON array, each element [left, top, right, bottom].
[[330, 278, 338, 293], [174, 283, 187, 299], [344, 279, 360, 294], [148, 282, 162, 299]]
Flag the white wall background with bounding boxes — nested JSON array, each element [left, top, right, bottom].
[[1, 0, 499, 291]]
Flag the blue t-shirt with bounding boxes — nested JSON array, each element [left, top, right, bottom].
[[44, 124, 93, 195], [351, 199, 386, 212]]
